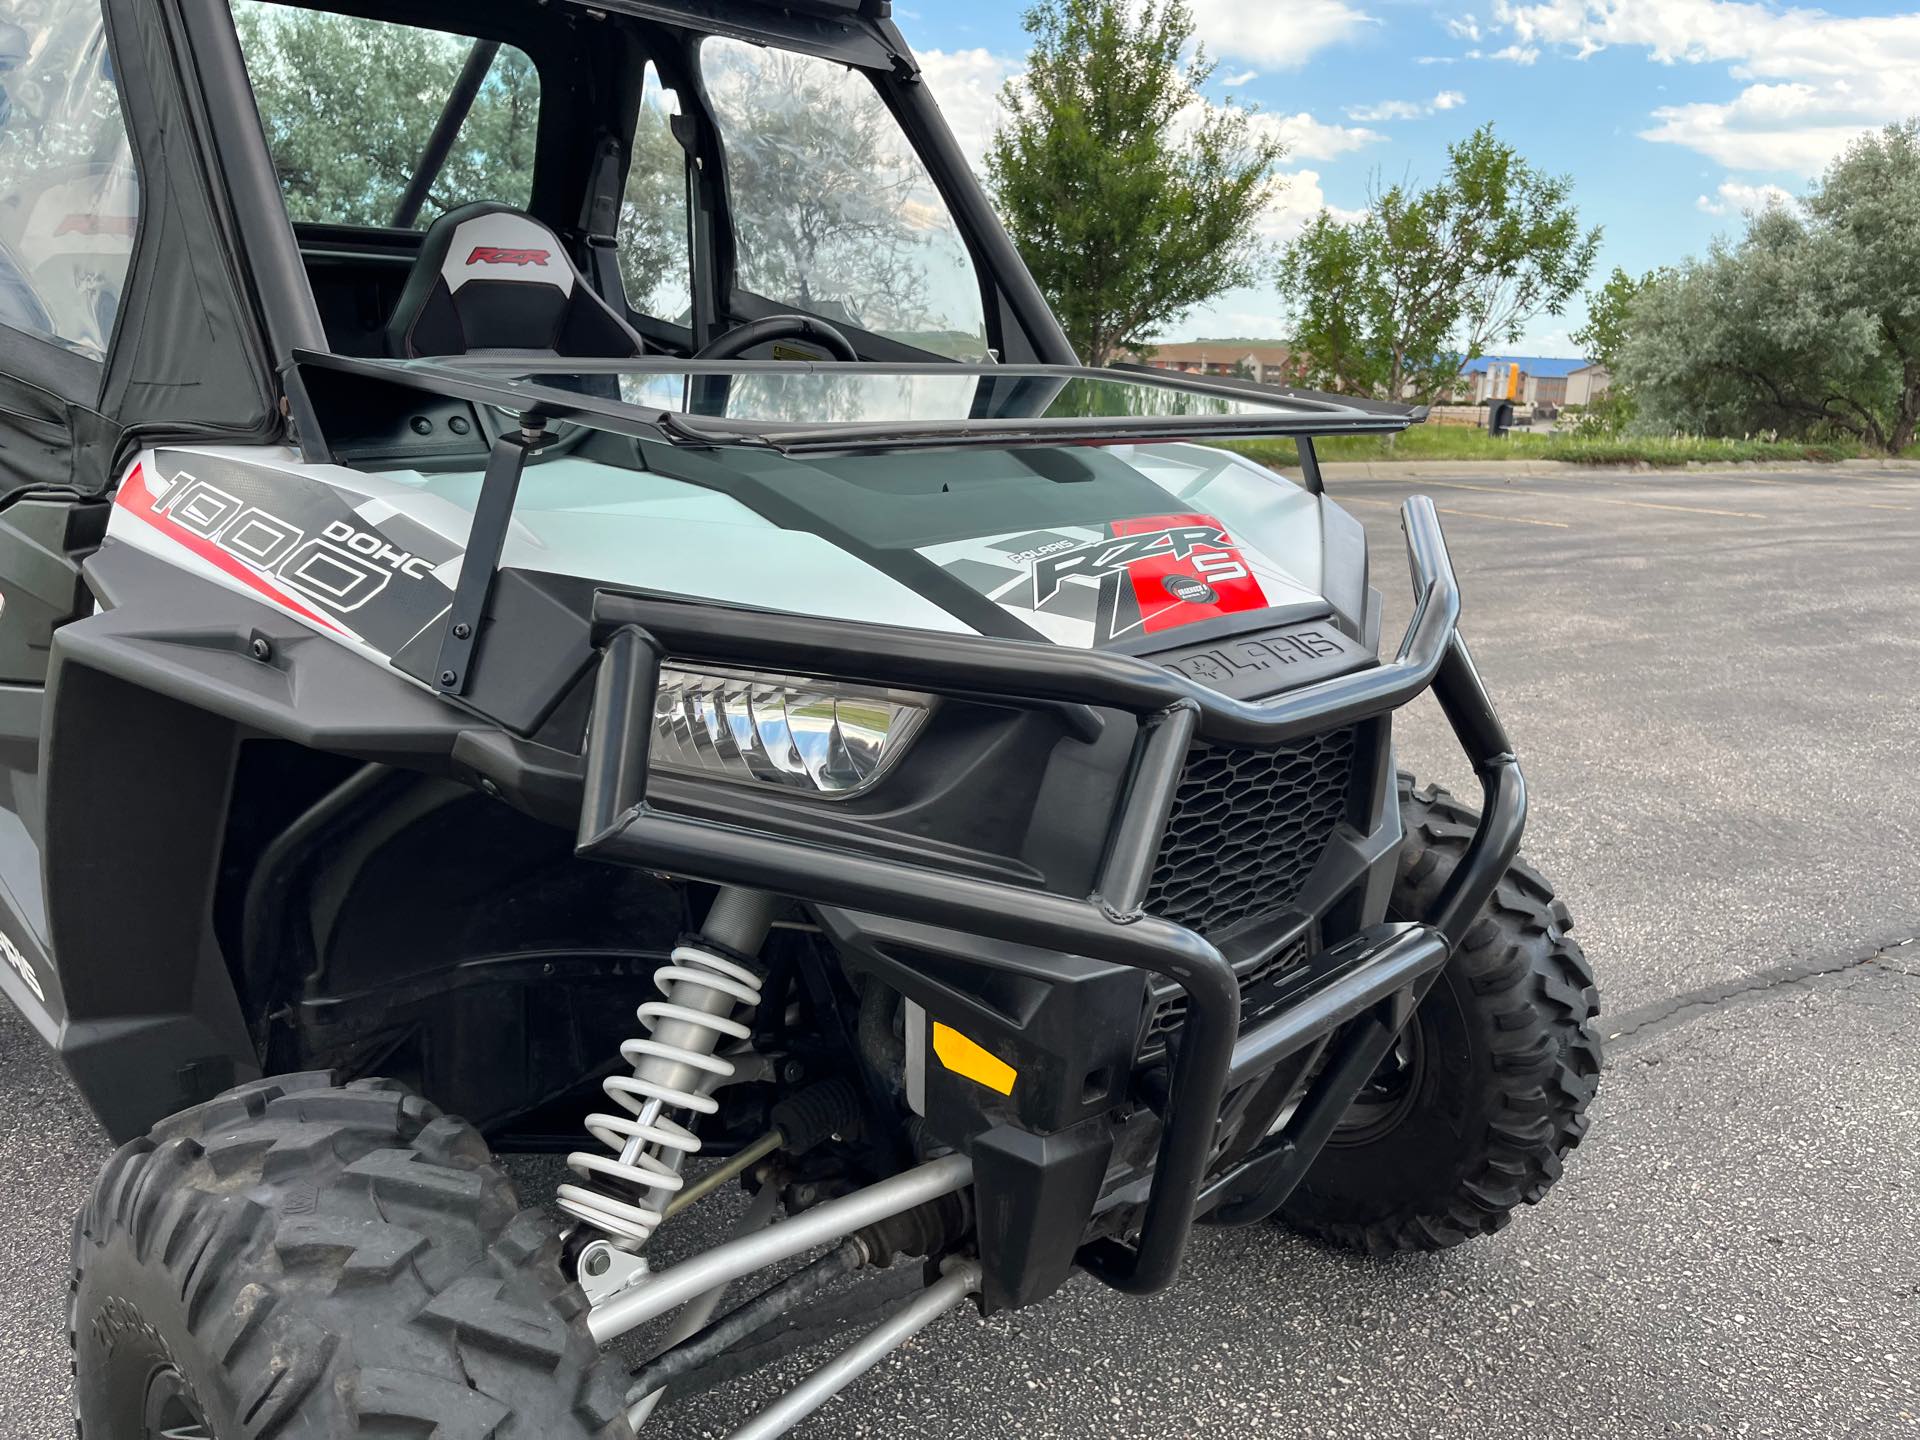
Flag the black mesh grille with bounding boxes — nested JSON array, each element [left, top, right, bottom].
[[1142, 935, 1310, 1048], [1143, 728, 1358, 938]]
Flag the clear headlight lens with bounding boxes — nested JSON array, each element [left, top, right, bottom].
[[650, 665, 932, 798]]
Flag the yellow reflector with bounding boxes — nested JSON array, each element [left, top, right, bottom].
[[930, 1022, 1017, 1096]]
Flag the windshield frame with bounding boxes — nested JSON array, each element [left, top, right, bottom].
[[291, 350, 1420, 460]]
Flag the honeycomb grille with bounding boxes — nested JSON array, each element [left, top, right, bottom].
[[1142, 728, 1358, 938], [1142, 936, 1311, 1048]]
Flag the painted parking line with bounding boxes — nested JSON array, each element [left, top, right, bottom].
[[1340, 495, 1569, 529], [1667, 473, 1911, 511], [1404, 476, 1767, 521]]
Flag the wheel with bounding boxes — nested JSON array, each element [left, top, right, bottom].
[[69, 1072, 634, 1439], [1279, 774, 1602, 1255]]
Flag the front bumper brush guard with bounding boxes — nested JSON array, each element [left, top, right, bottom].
[[575, 497, 1524, 1297]]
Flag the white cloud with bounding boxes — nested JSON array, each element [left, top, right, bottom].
[[1255, 169, 1368, 242], [1485, 0, 1920, 173], [1694, 178, 1798, 216], [1221, 68, 1261, 87], [1447, 15, 1483, 41], [1154, 303, 1294, 342], [915, 53, 1371, 337], [1183, 0, 1377, 67], [1254, 111, 1383, 160], [1347, 99, 1424, 122], [1488, 43, 1541, 63], [917, 48, 1017, 168], [1344, 91, 1468, 123], [1643, 80, 1903, 172]]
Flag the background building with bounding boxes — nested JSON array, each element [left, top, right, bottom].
[[1564, 362, 1613, 407], [1458, 356, 1610, 407], [1134, 341, 1301, 386]]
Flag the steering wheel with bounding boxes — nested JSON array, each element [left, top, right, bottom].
[[694, 314, 859, 362]]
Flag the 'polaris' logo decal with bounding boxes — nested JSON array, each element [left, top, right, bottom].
[[1162, 573, 1218, 605], [0, 929, 44, 1004], [466, 246, 550, 268]]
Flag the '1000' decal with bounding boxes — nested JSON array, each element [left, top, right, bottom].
[[114, 453, 461, 655]]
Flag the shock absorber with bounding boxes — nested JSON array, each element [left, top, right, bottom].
[[560, 888, 775, 1277]]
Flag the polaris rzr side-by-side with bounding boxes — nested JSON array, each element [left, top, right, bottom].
[[0, 1, 1601, 1434]]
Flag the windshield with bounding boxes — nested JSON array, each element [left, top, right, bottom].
[[701, 38, 990, 361], [593, 369, 1296, 425], [314, 357, 1402, 451]]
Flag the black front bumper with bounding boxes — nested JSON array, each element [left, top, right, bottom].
[[575, 497, 1524, 1300]]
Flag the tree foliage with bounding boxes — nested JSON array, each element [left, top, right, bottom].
[[233, 3, 539, 229], [1805, 120, 1920, 451], [621, 86, 691, 318], [229, 8, 967, 343], [1621, 121, 1920, 453], [986, 0, 1284, 365], [703, 45, 941, 341], [1278, 124, 1600, 404], [1566, 265, 1654, 433], [1571, 266, 1651, 376]]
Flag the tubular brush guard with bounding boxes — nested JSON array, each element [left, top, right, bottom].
[[575, 498, 1525, 1297]]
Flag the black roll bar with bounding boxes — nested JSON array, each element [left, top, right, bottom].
[[391, 39, 502, 229]]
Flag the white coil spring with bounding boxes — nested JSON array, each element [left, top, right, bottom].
[[557, 942, 762, 1248]]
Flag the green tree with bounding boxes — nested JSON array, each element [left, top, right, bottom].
[[1278, 124, 1600, 404], [1805, 120, 1920, 451], [986, 0, 1284, 366], [1568, 266, 1654, 433], [1619, 121, 1920, 453], [233, 3, 539, 228], [1618, 208, 1895, 448], [702, 45, 936, 339], [1570, 266, 1651, 375], [1278, 211, 1387, 396], [620, 88, 692, 318]]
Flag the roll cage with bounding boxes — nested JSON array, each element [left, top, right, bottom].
[[185, 0, 1073, 394]]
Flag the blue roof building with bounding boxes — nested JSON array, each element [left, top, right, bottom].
[[1461, 356, 1589, 379], [1459, 355, 1609, 407]]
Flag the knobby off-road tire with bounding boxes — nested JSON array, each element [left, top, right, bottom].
[[70, 1072, 634, 1440], [1280, 774, 1602, 1255]]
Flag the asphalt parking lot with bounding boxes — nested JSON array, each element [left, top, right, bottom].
[[4, 462, 1918, 1437]]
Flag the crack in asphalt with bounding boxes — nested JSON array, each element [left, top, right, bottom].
[[1602, 933, 1920, 1054], [655, 936, 1920, 1411]]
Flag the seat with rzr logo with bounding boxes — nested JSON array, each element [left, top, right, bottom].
[[385, 201, 646, 359]]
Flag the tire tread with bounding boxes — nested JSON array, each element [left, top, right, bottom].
[[69, 1071, 633, 1439], [1282, 774, 1602, 1255]]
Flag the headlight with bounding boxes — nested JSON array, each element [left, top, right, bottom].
[[650, 665, 932, 798]]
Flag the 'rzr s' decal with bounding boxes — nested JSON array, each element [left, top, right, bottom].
[[1031, 512, 1269, 640], [466, 246, 550, 268], [1031, 522, 1239, 606]]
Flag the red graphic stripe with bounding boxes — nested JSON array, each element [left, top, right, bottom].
[[114, 463, 348, 634], [1107, 511, 1268, 635]]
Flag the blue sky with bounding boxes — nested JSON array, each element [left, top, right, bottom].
[[898, 0, 1920, 356]]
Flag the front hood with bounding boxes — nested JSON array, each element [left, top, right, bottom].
[[397, 439, 1340, 651], [908, 446, 1327, 649], [107, 440, 1365, 682]]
